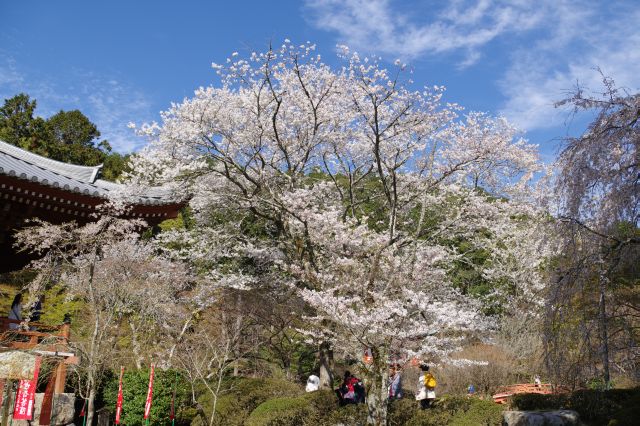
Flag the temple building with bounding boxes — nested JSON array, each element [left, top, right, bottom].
[[0, 140, 183, 271]]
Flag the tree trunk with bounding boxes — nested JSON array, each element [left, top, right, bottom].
[[233, 294, 243, 377], [86, 385, 96, 426], [366, 361, 389, 425], [319, 341, 334, 389], [598, 274, 611, 389], [129, 319, 144, 369], [86, 249, 99, 426]]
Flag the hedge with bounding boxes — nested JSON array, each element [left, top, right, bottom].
[[191, 377, 303, 426], [101, 368, 191, 426], [246, 392, 503, 426]]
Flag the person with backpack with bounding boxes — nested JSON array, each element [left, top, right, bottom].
[[337, 371, 365, 405], [415, 364, 437, 409]]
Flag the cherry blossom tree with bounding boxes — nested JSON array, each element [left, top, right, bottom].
[[547, 75, 640, 388], [128, 41, 552, 424], [14, 213, 191, 425]]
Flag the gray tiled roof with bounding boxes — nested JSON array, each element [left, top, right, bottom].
[[0, 140, 175, 205]]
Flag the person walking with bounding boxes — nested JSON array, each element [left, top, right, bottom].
[[416, 364, 437, 409], [534, 374, 542, 388]]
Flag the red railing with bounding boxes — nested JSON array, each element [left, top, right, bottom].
[[0, 317, 73, 393]]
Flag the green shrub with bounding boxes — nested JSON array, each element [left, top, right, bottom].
[[388, 397, 419, 426], [433, 394, 475, 414], [449, 399, 503, 426], [101, 368, 190, 426], [303, 389, 339, 414], [404, 407, 454, 426], [392, 396, 504, 426], [192, 377, 303, 426], [511, 393, 569, 411], [322, 403, 368, 426], [245, 390, 357, 426], [245, 397, 313, 426]]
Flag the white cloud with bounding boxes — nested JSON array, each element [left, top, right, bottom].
[[304, 0, 640, 132], [304, 0, 548, 65], [498, 7, 640, 131], [77, 73, 153, 153], [0, 54, 152, 153]]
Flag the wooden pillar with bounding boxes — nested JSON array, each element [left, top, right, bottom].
[[54, 323, 71, 394], [54, 362, 66, 394], [39, 372, 57, 425], [60, 323, 70, 341]]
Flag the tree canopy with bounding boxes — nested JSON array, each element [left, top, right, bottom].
[[126, 41, 553, 424], [0, 93, 129, 181]]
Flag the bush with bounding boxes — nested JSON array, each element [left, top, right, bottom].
[[192, 377, 303, 426], [245, 389, 357, 426], [243, 390, 339, 426], [448, 399, 503, 426], [391, 395, 504, 426], [102, 368, 190, 426], [511, 393, 568, 411], [245, 397, 313, 426], [388, 397, 419, 426], [406, 410, 455, 426], [322, 402, 368, 426], [607, 392, 640, 426], [303, 389, 339, 414], [199, 386, 505, 425]]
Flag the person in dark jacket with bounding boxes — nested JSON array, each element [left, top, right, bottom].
[[337, 371, 365, 405], [8, 293, 22, 329]]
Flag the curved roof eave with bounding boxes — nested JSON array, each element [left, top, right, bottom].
[[0, 140, 179, 205]]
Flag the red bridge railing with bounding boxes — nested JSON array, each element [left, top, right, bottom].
[[0, 317, 73, 393]]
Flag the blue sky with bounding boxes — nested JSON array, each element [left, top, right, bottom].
[[1, 1, 638, 162]]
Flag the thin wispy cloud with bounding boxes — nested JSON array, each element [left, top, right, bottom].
[[0, 53, 152, 153], [498, 7, 640, 131], [304, 0, 546, 64], [303, 0, 640, 132]]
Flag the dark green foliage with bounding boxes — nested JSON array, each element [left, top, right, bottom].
[[510, 393, 569, 411], [511, 388, 640, 425], [0, 93, 128, 181], [248, 390, 342, 426], [606, 392, 640, 425], [46, 109, 100, 147], [102, 368, 191, 426], [100, 151, 131, 181], [0, 93, 47, 148]]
